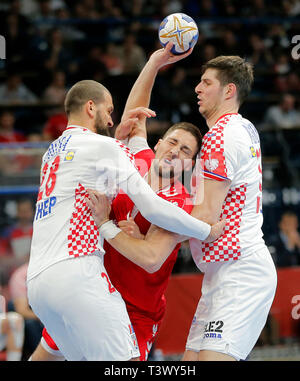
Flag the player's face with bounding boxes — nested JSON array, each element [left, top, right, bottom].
[[195, 68, 226, 120], [153, 129, 198, 180], [94, 91, 114, 135]]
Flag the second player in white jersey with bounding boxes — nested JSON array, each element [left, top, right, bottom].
[[190, 113, 266, 266]]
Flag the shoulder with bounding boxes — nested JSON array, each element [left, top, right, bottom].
[[222, 114, 258, 147]]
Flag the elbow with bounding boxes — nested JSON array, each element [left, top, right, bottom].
[[142, 250, 162, 274], [144, 262, 161, 274]]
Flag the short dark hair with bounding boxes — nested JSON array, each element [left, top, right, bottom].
[[64, 80, 110, 117], [163, 122, 202, 158], [202, 56, 254, 105]]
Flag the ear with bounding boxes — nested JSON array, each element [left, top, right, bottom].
[[154, 139, 162, 152], [86, 100, 95, 118], [225, 83, 237, 100]]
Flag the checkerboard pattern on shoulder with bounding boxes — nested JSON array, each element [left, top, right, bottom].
[[115, 140, 137, 169]]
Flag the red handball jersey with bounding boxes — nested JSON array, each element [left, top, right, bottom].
[[104, 148, 193, 321]]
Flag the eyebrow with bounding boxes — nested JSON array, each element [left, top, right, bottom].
[[167, 137, 193, 153], [201, 78, 212, 84]]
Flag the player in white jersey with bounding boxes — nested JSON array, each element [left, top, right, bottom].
[[27, 79, 224, 361], [181, 56, 278, 361], [86, 55, 277, 361]]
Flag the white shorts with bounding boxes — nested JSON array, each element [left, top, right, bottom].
[[27, 255, 140, 361], [185, 247, 277, 360]]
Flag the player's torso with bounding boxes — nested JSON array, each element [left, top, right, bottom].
[[191, 114, 265, 266], [28, 127, 124, 280], [104, 149, 192, 319]]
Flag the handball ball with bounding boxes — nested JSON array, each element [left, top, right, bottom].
[[158, 13, 199, 55]]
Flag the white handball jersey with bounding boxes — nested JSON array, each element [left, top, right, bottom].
[[27, 125, 138, 281], [190, 113, 266, 265]]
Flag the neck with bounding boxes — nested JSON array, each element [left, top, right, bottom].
[[68, 117, 94, 133], [147, 166, 175, 192], [206, 106, 239, 129]]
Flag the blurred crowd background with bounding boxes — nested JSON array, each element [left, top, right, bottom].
[[0, 0, 300, 360]]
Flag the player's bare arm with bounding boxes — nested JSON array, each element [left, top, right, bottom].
[[115, 42, 193, 141], [86, 190, 226, 273], [192, 178, 231, 224]]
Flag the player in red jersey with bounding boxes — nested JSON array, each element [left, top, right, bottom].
[[103, 121, 200, 360]]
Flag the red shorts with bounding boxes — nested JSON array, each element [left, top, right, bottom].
[[42, 312, 163, 361], [127, 310, 163, 361]]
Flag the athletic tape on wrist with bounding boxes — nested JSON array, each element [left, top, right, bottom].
[[99, 220, 122, 240]]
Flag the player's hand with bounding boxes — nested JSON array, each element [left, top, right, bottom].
[[203, 219, 226, 243], [118, 217, 145, 239], [116, 107, 156, 140], [149, 41, 193, 69], [86, 189, 111, 228]]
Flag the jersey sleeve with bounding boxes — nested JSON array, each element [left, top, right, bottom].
[[201, 127, 237, 181], [127, 136, 150, 155], [134, 148, 155, 177]]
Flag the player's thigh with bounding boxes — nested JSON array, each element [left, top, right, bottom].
[[28, 256, 139, 360], [186, 248, 277, 360], [182, 349, 236, 361], [182, 350, 198, 361]]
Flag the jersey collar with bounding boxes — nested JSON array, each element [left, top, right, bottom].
[[65, 124, 89, 132], [215, 113, 239, 125]]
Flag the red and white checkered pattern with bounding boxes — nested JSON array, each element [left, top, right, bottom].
[[68, 183, 99, 257], [200, 115, 233, 181], [115, 140, 137, 169], [202, 184, 247, 262]]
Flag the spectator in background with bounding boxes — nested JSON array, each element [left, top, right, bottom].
[[263, 93, 300, 129], [42, 109, 68, 141], [219, 29, 240, 56], [8, 262, 43, 357], [0, 74, 38, 105], [100, 43, 123, 76], [1, 1, 33, 70], [78, 46, 108, 82], [42, 71, 68, 141], [53, 6, 86, 42], [159, 67, 194, 123], [0, 199, 34, 277], [269, 211, 300, 268], [30, 0, 57, 36], [274, 72, 300, 94], [245, 34, 274, 72], [42, 28, 74, 76], [116, 33, 147, 75], [0, 111, 26, 143], [0, 294, 25, 361], [42, 70, 68, 106]]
